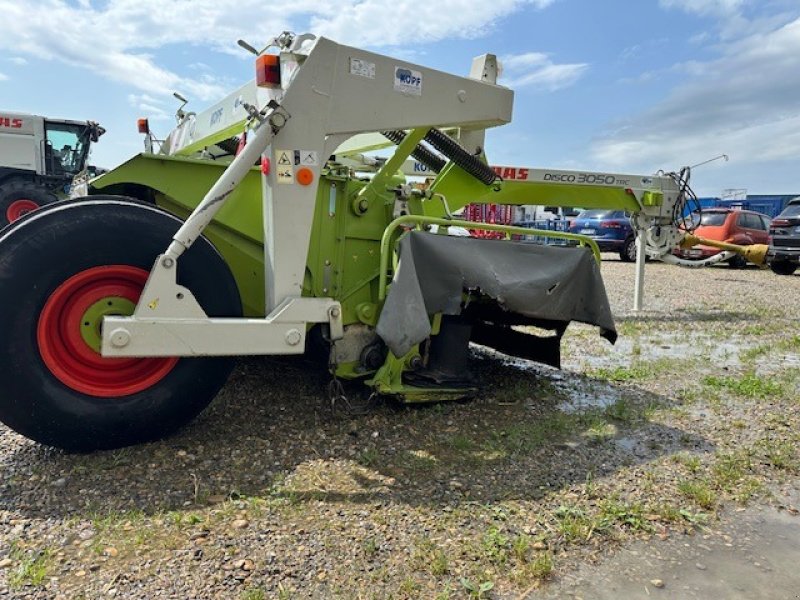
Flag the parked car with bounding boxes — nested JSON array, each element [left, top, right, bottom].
[[568, 209, 637, 261], [673, 208, 771, 267], [767, 197, 800, 275]]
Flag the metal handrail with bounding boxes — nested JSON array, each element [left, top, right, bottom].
[[378, 215, 601, 300]]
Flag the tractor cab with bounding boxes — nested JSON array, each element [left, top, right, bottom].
[[43, 119, 104, 177]]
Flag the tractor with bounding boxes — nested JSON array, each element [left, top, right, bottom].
[[0, 111, 104, 227]]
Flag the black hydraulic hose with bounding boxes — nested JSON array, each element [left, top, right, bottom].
[[381, 130, 446, 173], [423, 128, 498, 185]]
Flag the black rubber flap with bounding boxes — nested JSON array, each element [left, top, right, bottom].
[[376, 231, 617, 357]]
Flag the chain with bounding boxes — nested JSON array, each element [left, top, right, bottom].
[[327, 343, 377, 416]]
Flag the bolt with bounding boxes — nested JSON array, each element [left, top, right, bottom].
[[329, 307, 340, 319], [285, 329, 302, 346], [162, 257, 174, 268], [109, 328, 131, 348], [358, 199, 369, 213], [409, 355, 423, 370]]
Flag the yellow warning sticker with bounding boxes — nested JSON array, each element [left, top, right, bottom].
[[276, 149, 294, 184]]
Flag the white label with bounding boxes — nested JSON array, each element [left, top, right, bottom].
[[394, 66, 422, 96], [350, 57, 375, 79], [276, 149, 294, 184], [276, 165, 294, 184], [295, 150, 318, 166]]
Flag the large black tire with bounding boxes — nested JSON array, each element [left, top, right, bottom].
[[770, 260, 798, 276], [0, 197, 242, 451], [0, 178, 58, 228], [619, 236, 637, 262]]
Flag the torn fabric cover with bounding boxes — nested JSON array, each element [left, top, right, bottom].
[[376, 231, 617, 358]]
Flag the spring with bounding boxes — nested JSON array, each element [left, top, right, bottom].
[[381, 131, 446, 173], [423, 129, 497, 185]]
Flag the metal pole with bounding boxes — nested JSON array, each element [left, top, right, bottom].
[[633, 229, 646, 312]]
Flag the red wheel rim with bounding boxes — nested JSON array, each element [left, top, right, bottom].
[[37, 265, 178, 397], [6, 199, 39, 223]]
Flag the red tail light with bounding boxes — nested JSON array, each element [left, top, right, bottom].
[[601, 220, 623, 229], [256, 54, 281, 88], [772, 218, 790, 228]]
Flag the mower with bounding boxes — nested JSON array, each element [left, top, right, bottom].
[[0, 33, 759, 451]]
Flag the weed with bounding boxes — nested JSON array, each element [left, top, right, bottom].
[[673, 452, 702, 474], [411, 539, 448, 576], [758, 439, 798, 471], [8, 544, 51, 589], [358, 448, 379, 467], [712, 451, 753, 490], [362, 537, 379, 559], [597, 498, 650, 532], [482, 526, 510, 564], [677, 479, 717, 510], [512, 534, 531, 562], [702, 374, 783, 399], [530, 551, 554, 579], [554, 505, 592, 543], [460, 578, 494, 599], [399, 576, 420, 595], [451, 434, 475, 451], [241, 587, 268, 600], [603, 398, 640, 424]]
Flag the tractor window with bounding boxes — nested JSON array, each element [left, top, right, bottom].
[[44, 123, 87, 176]]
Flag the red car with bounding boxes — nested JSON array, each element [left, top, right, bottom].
[[673, 208, 771, 267]]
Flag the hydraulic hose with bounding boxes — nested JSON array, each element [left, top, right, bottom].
[[381, 130, 446, 173]]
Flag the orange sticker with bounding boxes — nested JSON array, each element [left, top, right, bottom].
[[296, 167, 314, 186]]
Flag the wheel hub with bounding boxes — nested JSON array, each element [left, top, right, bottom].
[[5, 199, 39, 223], [37, 265, 178, 397]]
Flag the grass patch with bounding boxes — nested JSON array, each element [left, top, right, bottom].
[[597, 498, 651, 532], [554, 505, 592, 543], [411, 539, 449, 576], [702, 374, 783, 399], [7, 543, 51, 589], [677, 479, 717, 510]]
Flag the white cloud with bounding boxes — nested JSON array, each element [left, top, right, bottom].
[[0, 0, 555, 104], [127, 93, 171, 121], [312, 0, 555, 47], [592, 16, 800, 176], [0, 72, 7, 81], [7, 57, 27, 66], [659, 0, 745, 17], [500, 52, 588, 91]]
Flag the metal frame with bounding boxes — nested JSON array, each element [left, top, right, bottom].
[[101, 34, 514, 358]]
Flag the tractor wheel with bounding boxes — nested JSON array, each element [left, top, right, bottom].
[[770, 260, 798, 276], [0, 197, 242, 451], [0, 179, 57, 228], [620, 236, 637, 262]]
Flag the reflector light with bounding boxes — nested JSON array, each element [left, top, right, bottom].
[[137, 118, 149, 134], [296, 167, 314, 186], [256, 54, 281, 88], [261, 157, 270, 175]]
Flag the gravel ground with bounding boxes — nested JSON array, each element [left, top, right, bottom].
[[1, 257, 799, 599]]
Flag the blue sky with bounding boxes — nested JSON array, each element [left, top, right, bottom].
[[0, 0, 798, 196]]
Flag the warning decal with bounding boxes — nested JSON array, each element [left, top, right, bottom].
[[276, 150, 292, 165], [294, 150, 318, 166], [276, 165, 294, 184]]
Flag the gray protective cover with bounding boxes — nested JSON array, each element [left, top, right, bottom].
[[376, 231, 617, 357]]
